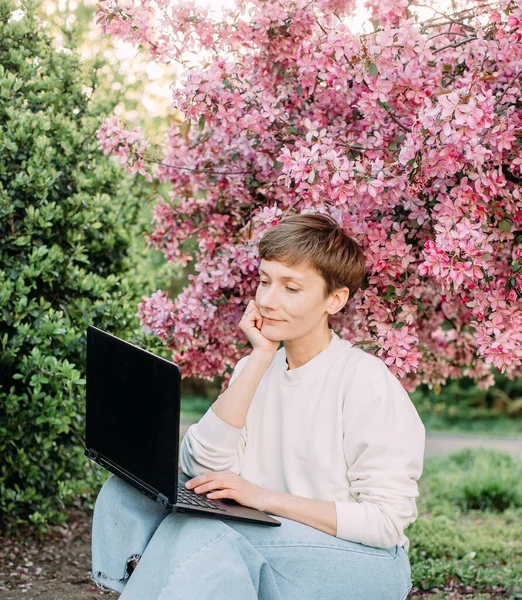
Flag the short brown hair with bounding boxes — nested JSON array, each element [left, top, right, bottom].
[[258, 213, 366, 301]]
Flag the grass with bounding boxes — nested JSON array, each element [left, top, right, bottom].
[[408, 448, 522, 596], [417, 413, 522, 438], [180, 396, 214, 422]]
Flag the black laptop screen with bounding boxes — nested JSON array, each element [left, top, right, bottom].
[[86, 326, 180, 499]]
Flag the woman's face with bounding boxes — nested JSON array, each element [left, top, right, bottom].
[[255, 259, 340, 340]]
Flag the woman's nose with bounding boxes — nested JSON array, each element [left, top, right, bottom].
[[257, 286, 278, 309]]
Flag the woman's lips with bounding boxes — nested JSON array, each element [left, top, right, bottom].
[[263, 317, 281, 322]]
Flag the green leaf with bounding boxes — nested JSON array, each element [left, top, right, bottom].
[[377, 98, 392, 111], [498, 219, 512, 233], [365, 61, 379, 77], [198, 115, 205, 132], [441, 319, 455, 331], [180, 118, 191, 140]]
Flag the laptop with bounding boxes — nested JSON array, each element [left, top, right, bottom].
[[85, 325, 281, 527]]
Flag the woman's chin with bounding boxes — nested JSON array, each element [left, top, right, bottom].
[[261, 323, 282, 340]]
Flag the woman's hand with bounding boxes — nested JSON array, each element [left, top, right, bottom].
[[185, 471, 271, 513], [239, 299, 280, 356]]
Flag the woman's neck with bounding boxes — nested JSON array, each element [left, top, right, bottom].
[[284, 327, 333, 370]]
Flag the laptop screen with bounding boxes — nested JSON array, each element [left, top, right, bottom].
[[86, 326, 180, 500]]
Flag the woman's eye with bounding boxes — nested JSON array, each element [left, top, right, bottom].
[[259, 281, 297, 293]]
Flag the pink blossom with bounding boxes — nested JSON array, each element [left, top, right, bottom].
[[97, 118, 152, 180], [96, 0, 522, 387]]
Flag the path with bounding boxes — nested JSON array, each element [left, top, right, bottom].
[[180, 422, 522, 458], [423, 431, 522, 458]]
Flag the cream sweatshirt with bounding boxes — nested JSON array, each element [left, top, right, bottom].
[[180, 329, 426, 552]]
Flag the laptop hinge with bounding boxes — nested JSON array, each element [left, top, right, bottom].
[[157, 493, 169, 509], [85, 447, 171, 509]]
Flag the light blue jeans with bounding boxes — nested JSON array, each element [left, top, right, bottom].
[[91, 474, 413, 599]]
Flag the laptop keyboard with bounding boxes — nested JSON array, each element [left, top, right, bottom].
[[177, 482, 227, 511]]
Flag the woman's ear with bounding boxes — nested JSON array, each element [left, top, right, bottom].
[[328, 288, 350, 315]]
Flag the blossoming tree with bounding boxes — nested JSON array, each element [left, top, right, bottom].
[[96, 0, 522, 392]]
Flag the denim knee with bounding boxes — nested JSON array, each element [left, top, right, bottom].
[[91, 475, 169, 594]]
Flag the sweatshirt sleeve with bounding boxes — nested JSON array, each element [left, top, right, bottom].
[[179, 355, 250, 478], [334, 356, 426, 549]]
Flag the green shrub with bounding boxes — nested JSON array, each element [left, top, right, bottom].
[[455, 464, 522, 513], [0, 0, 170, 535], [418, 448, 522, 515], [411, 370, 522, 424]]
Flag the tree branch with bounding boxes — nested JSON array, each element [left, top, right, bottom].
[[433, 36, 478, 54], [381, 104, 410, 133], [410, 3, 477, 32], [145, 158, 255, 176], [427, 30, 469, 41], [494, 71, 522, 108]]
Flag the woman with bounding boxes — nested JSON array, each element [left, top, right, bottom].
[[91, 212, 425, 599]]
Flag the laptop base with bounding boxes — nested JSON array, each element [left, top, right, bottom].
[[86, 448, 281, 526]]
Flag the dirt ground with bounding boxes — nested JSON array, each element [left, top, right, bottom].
[[0, 505, 118, 600]]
